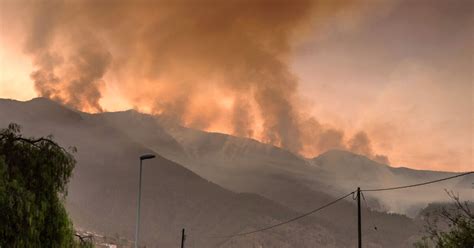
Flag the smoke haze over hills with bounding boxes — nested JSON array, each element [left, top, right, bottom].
[[0, 1, 472, 246], [2, 97, 472, 247], [0, 0, 472, 171], [0, 0, 392, 162]]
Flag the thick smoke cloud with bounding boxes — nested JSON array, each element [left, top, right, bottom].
[[13, 0, 388, 161], [25, 0, 111, 112]]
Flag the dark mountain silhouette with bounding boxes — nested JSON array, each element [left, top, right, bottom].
[[97, 108, 469, 214], [1, 97, 470, 247], [1, 98, 349, 247]]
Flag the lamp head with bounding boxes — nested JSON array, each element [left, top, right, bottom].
[[140, 154, 156, 160]]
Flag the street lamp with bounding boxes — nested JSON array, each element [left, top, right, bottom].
[[135, 153, 156, 248]]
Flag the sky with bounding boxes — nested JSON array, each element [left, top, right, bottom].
[[0, 0, 472, 172]]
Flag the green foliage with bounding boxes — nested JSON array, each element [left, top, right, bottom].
[[414, 191, 474, 248], [0, 123, 89, 247]]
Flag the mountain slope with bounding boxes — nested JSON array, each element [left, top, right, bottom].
[[312, 150, 472, 214], [82, 105, 430, 246], [98, 109, 470, 215], [0, 98, 346, 247], [3, 98, 468, 247]]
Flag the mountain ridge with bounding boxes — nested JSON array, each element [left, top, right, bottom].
[[1, 97, 352, 247], [13, 97, 466, 174], [1, 97, 470, 247]]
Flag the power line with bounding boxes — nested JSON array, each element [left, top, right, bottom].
[[195, 171, 473, 242], [360, 191, 379, 232], [211, 191, 355, 239], [361, 171, 473, 192]]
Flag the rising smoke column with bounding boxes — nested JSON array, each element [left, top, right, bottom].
[[103, 0, 320, 152], [24, 0, 111, 112], [14, 0, 388, 160]]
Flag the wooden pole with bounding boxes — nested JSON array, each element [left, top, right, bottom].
[[181, 228, 186, 248], [357, 187, 362, 248]]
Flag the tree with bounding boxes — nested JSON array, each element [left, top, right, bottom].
[[0, 123, 90, 247], [414, 190, 474, 248]]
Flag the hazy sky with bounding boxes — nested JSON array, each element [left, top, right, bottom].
[[292, 0, 473, 171], [0, 0, 472, 171]]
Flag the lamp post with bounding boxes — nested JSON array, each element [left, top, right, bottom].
[[135, 154, 156, 248]]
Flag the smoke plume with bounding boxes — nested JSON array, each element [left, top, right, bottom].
[[24, 0, 111, 112], [349, 131, 389, 164], [11, 0, 388, 161]]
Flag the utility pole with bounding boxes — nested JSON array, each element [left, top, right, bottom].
[[357, 187, 362, 248], [181, 228, 186, 248]]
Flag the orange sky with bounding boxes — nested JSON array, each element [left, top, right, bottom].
[[0, 0, 472, 172]]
